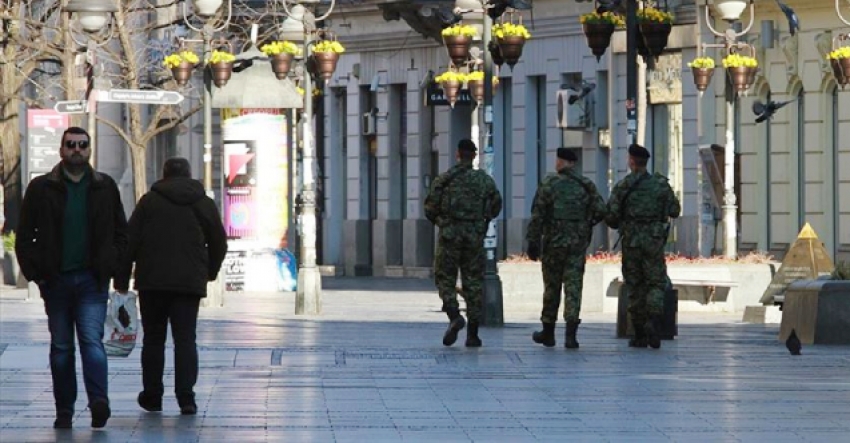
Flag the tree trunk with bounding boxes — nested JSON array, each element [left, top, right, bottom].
[[1, 44, 23, 232], [130, 144, 147, 202]]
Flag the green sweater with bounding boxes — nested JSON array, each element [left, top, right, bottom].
[[61, 172, 90, 272]]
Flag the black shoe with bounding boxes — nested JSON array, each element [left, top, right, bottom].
[[442, 308, 466, 346], [465, 322, 482, 347], [137, 391, 162, 412], [629, 323, 648, 348], [532, 323, 556, 347], [646, 317, 661, 349], [89, 399, 110, 428], [53, 414, 72, 429], [565, 319, 581, 349], [180, 402, 198, 415]]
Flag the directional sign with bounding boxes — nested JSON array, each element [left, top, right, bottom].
[[53, 100, 88, 114], [99, 89, 184, 105]]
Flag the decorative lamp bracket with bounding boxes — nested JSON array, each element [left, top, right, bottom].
[[704, 0, 755, 44], [182, 0, 233, 34], [837, 0, 850, 27]]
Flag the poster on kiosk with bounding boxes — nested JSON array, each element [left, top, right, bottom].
[[221, 108, 296, 293]]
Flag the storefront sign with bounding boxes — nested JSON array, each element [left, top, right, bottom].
[[648, 53, 682, 104]]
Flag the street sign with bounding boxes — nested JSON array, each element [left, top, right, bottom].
[[425, 82, 474, 107], [53, 100, 88, 114], [99, 89, 184, 105]]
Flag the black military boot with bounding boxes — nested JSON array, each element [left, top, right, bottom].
[[564, 319, 581, 349], [532, 323, 556, 347], [629, 322, 648, 348], [465, 322, 482, 347], [442, 308, 466, 346], [645, 316, 662, 349]]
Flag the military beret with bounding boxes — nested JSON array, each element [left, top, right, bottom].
[[557, 148, 578, 162], [628, 144, 651, 159], [457, 139, 477, 153]]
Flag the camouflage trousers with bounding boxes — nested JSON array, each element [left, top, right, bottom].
[[434, 240, 484, 323], [540, 247, 586, 324], [622, 243, 667, 325]]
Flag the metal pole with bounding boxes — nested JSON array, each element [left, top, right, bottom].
[[201, 26, 224, 307], [295, 8, 322, 315], [626, 0, 638, 144], [480, 10, 503, 326], [202, 27, 214, 198], [722, 54, 738, 259], [87, 49, 97, 168]]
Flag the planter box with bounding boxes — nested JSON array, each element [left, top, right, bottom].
[[779, 280, 850, 345], [2, 252, 27, 288], [498, 262, 776, 314]]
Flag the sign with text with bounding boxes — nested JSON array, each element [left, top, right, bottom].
[[425, 82, 474, 107], [54, 100, 88, 114], [26, 109, 69, 187], [99, 89, 184, 105]]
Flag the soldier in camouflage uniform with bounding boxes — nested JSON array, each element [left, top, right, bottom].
[[424, 139, 502, 347], [605, 144, 680, 349], [526, 148, 606, 349]]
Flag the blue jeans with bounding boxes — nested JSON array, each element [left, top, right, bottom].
[[41, 270, 109, 415]]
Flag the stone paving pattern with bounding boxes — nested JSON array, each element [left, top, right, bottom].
[[1, 277, 849, 442]]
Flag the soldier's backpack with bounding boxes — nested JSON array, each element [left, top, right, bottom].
[[551, 174, 590, 221]]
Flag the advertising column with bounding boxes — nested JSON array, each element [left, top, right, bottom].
[[220, 109, 295, 292]]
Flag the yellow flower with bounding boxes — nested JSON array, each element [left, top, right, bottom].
[[828, 47, 850, 60], [637, 7, 674, 24], [579, 11, 625, 27], [722, 53, 758, 68], [207, 50, 235, 65], [441, 24, 478, 38], [466, 71, 485, 82], [260, 41, 301, 56], [688, 57, 715, 69], [163, 51, 199, 69], [493, 23, 531, 40], [313, 40, 345, 54], [435, 71, 467, 84]]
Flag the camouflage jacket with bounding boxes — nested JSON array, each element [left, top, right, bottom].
[[526, 168, 607, 251], [424, 161, 502, 244], [605, 171, 681, 249]]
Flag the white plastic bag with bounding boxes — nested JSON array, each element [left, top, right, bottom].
[[103, 290, 139, 357]]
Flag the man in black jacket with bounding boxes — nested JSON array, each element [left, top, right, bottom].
[[115, 157, 227, 415], [16, 126, 128, 429]]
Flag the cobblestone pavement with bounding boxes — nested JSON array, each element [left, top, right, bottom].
[[1, 278, 849, 442]]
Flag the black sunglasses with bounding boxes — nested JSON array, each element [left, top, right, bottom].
[[64, 140, 90, 150]]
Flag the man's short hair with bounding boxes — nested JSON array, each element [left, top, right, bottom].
[[61, 127, 90, 144], [163, 157, 192, 179]]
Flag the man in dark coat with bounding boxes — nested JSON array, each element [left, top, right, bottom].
[[16, 126, 128, 429], [115, 157, 227, 415]]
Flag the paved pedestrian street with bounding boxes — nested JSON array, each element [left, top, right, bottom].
[[1, 278, 849, 442]]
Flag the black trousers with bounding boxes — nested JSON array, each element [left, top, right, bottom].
[[139, 291, 201, 405]]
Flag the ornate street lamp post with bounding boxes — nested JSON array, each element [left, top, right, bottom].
[[280, 0, 338, 315], [701, 0, 756, 259], [63, 0, 119, 167]]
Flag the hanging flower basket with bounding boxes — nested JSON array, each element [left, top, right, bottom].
[[313, 52, 340, 80], [691, 67, 714, 93], [210, 62, 233, 87], [580, 12, 623, 62], [171, 62, 195, 86], [637, 23, 672, 61], [494, 23, 531, 68], [583, 23, 615, 62], [830, 46, 850, 83], [722, 53, 758, 93], [444, 35, 473, 66], [831, 59, 848, 88], [270, 53, 295, 79], [466, 71, 485, 103], [435, 71, 467, 108], [488, 41, 504, 67], [747, 67, 757, 87], [164, 50, 200, 87], [636, 7, 674, 61], [687, 57, 715, 95]]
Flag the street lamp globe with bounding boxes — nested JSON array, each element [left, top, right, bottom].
[[712, 0, 748, 22], [64, 0, 118, 33], [193, 0, 224, 17], [280, 4, 307, 43]]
